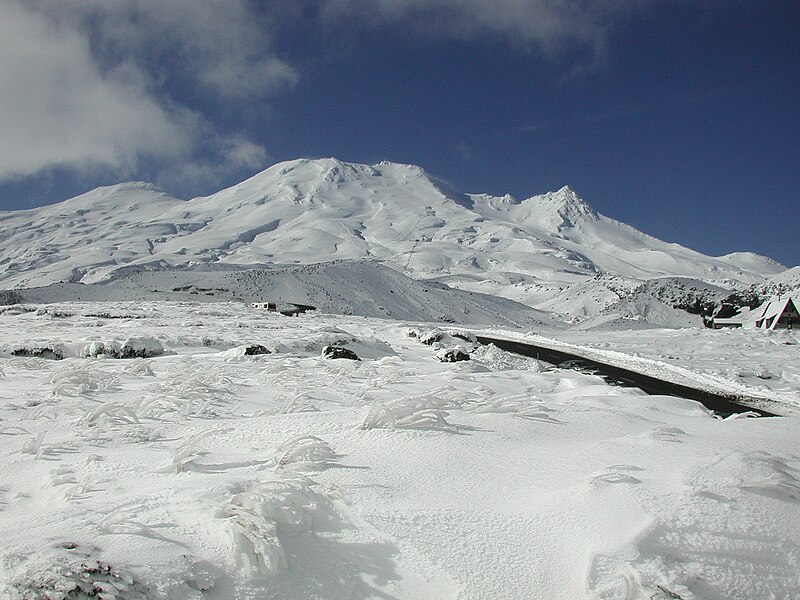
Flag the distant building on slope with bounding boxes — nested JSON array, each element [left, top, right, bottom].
[[250, 301, 316, 317], [710, 315, 745, 329], [752, 297, 799, 330]]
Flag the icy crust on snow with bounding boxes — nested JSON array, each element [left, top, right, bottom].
[[0, 301, 798, 599]]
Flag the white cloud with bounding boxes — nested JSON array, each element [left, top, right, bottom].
[[319, 0, 655, 55], [0, 0, 282, 185], [57, 0, 299, 99], [0, 0, 195, 180]]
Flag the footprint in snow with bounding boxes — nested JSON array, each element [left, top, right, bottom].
[[591, 465, 643, 485], [646, 426, 687, 443], [515, 409, 563, 424]]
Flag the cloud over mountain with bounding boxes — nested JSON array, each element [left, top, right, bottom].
[[0, 0, 281, 188]]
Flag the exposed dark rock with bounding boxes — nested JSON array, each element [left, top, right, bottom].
[[321, 345, 360, 361], [244, 344, 271, 356], [437, 348, 470, 362]]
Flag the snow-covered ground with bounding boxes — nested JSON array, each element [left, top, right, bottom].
[[1, 302, 799, 599]]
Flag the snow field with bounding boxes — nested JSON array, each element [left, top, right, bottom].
[[0, 302, 798, 599]]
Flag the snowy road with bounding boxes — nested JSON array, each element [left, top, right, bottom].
[[479, 327, 800, 416], [474, 335, 782, 416]]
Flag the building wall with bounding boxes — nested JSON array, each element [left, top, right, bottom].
[[776, 301, 799, 329]]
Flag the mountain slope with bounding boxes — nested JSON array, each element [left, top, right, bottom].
[[10, 260, 557, 328], [0, 158, 785, 310]]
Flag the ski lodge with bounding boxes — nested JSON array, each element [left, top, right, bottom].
[[753, 296, 798, 330]]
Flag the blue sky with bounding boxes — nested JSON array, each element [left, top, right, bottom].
[[1, 1, 798, 266]]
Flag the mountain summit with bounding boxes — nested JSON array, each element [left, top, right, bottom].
[[512, 185, 599, 233], [0, 158, 785, 307]]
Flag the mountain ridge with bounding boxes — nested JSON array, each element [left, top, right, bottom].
[[0, 158, 786, 316]]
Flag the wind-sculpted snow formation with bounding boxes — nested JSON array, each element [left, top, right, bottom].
[[0, 158, 787, 327], [0, 302, 798, 598]]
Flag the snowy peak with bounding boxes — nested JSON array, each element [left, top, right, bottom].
[[259, 158, 429, 188], [716, 251, 785, 272], [517, 186, 599, 232]]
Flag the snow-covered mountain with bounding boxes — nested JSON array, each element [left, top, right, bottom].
[[0, 158, 786, 320]]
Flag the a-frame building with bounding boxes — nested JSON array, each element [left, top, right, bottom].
[[754, 297, 799, 330]]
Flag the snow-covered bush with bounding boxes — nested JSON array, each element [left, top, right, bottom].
[[361, 388, 458, 430], [80, 402, 140, 428], [35, 307, 75, 318], [0, 304, 35, 315], [11, 346, 65, 360], [276, 434, 338, 469], [277, 326, 358, 354], [418, 330, 444, 345], [754, 367, 773, 380], [116, 337, 162, 359], [4, 553, 149, 599], [471, 343, 544, 371], [50, 367, 117, 397], [219, 478, 339, 576], [80, 337, 164, 359], [463, 392, 560, 422], [123, 359, 155, 377], [159, 442, 210, 474], [144, 359, 233, 420], [447, 329, 477, 343], [0, 290, 23, 305], [81, 342, 113, 358], [84, 310, 147, 320]]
